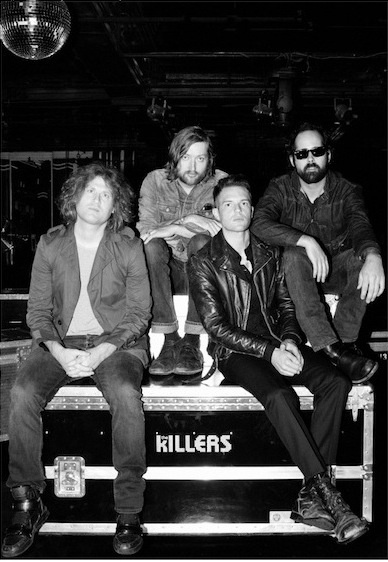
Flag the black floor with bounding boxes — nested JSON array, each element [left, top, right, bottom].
[[0, 529, 385, 560]]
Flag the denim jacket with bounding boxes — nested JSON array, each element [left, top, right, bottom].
[[136, 168, 228, 261], [26, 224, 152, 366], [252, 169, 381, 258]]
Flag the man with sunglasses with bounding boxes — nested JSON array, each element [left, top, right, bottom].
[[252, 122, 385, 384]]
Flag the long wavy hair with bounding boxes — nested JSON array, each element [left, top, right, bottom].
[[165, 125, 216, 181], [57, 161, 135, 232]]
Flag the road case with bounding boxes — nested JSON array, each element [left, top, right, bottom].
[[16, 381, 371, 537], [0, 293, 384, 537]]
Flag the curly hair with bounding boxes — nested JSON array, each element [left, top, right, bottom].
[[165, 125, 216, 181], [57, 161, 135, 232]]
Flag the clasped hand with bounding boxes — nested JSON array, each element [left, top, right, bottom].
[[54, 343, 116, 378], [271, 340, 304, 377], [64, 349, 94, 378]]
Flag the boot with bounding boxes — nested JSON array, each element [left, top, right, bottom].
[[312, 473, 369, 544], [1, 485, 49, 558], [291, 481, 335, 530], [149, 339, 180, 376], [113, 513, 143, 555], [322, 342, 378, 384], [175, 340, 204, 375]]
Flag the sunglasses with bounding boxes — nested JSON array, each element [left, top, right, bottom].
[[293, 146, 327, 160]]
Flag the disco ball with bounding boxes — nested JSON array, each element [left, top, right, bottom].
[[0, 1, 71, 60]]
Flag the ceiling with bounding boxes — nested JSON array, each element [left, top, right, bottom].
[[1, 1, 387, 159]]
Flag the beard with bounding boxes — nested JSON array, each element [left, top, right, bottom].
[[297, 162, 328, 184], [177, 168, 207, 187]]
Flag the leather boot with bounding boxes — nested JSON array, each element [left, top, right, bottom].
[[113, 513, 143, 555], [1, 485, 49, 558], [175, 342, 204, 375], [322, 342, 378, 384], [291, 481, 335, 530], [149, 339, 180, 376], [312, 473, 369, 544]]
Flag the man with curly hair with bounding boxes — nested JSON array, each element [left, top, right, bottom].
[[2, 162, 152, 557]]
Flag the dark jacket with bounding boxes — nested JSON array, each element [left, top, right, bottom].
[[251, 169, 381, 257], [188, 231, 302, 365], [27, 224, 152, 366]]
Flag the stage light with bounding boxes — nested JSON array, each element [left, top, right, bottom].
[[147, 97, 169, 123], [334, 98, 358, 125]]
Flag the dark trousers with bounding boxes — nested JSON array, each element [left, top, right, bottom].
[[7, 336, 146, 515], [144, 234, 210, 334], [283, 247, 367, 351], [219, 345, 351, 481]]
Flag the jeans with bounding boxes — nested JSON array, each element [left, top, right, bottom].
[[144, 234, 211, 334], [220, 345, 351, 481], [7, 336, 146, 515], [283, 247, 367, 351]]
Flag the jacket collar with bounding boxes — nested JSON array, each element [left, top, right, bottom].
[[209, 230, 274, 273], [58, 224, 135, 280]]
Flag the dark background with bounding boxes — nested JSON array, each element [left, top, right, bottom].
[[1, 1, 387, 559]]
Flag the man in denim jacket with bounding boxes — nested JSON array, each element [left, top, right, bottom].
[[137, 126, 228, 377], [252, 122, 385, 384], [2, 162, 151, 558]]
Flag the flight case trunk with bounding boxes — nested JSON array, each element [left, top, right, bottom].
[[1, 292, 383, 537], [32, 382, 374, 537]]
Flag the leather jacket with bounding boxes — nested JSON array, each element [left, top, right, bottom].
[[188, 231, 302, 365]]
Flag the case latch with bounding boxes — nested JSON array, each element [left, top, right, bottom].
[[54, 456, 85, 498]]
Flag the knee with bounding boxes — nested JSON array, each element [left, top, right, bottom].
[[283, 246, 308, 264], [101, 358, 143, 402], [334, 370, 352, 396], [10, 380, 38, 410], [144, 238, 169, 262], [283, 246, 312, 273], [107, 381, 143, 413], [320, 365, 352, 397], [187, 233, 211, 256]]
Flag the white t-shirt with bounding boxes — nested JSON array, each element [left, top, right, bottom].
[[66, 240, 104, 336]]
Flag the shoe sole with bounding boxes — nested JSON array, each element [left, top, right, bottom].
[[336, 523, 369, 545], [113, 536, 143, 555], [291, 511, 335, 531], [352, 362, 379, 385], [1, 508, 50, 558], [148, 369, 175, 376], [174, 367, 203, 375]]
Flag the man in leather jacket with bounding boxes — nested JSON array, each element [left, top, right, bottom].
[[252, 122, 385, 384], [188, 174, 368, 545], [2, 162, 151, 558]]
